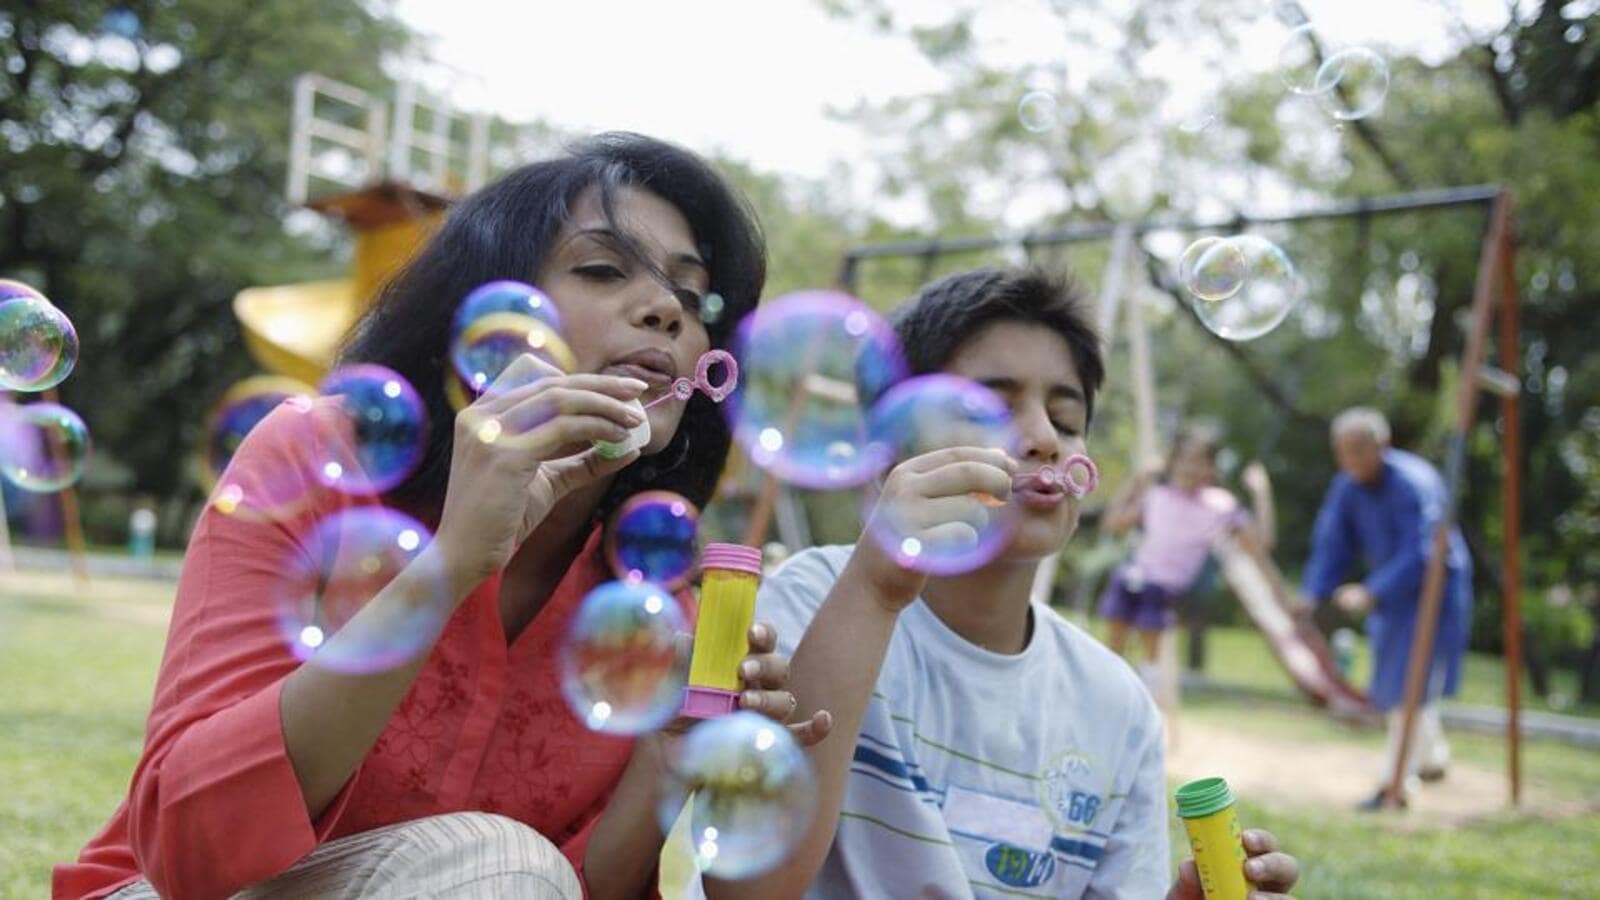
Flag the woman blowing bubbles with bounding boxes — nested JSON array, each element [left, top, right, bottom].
[[55, 134, 829, 900]]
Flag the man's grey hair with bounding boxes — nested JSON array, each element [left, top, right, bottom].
[[1331, 407, 1391, 445]]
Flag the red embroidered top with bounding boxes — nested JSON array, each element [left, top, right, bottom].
[[53, 404, 663, 899]]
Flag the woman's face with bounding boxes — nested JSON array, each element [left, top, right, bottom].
[[941, 319, 1090, 564], [535, 184, 713, 454]]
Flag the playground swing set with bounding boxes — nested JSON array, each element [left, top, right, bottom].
[[827, 184, 1526, 811]]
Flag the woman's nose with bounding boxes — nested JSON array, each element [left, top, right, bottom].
[[631, 281, 684, 337]]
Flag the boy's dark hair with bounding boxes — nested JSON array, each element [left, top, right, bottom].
[[343, 132, 766, 523], [889, 267, 1105, 422]]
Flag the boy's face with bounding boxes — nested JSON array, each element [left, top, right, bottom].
[[942, 319, 1089, 563]]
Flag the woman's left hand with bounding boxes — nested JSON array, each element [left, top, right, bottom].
[[1168, 828, 1300, 899], [735, 622, 833, 747]]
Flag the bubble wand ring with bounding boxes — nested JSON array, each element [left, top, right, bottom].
[[1009, 453, 1099, 497], [642, 349, 740, 409]]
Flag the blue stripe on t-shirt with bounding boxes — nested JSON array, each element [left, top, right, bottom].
[[854, 744, 936, 794], [1049, 834, 1105, 862]]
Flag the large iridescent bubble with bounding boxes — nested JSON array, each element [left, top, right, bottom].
[[450, 282, 574, 401], [658, 711, 817, 880], [1314, 47, 1390, 121], [559, 580, 689, 735], [274, 506, 448, 672], [0, 401, 90, 492], [203, 375, 316, 485], [863, 375, 1020, 575], [1190, 236, 1303, 341], [606, 491, 700, 589], [727, 290, 906, 490], [0, 281, 78, 392], [314, 365, 428, 496]]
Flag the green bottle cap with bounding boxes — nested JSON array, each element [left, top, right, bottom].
[[1174, 776, 1236, 818]]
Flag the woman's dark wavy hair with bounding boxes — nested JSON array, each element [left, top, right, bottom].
[[342, 132, 766, 524]]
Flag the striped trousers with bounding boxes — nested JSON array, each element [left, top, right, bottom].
[[107, 812, 582, 899]]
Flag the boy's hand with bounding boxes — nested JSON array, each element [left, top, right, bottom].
[[852, 446, 1017, 610], [1168, 828, 1300, 899]]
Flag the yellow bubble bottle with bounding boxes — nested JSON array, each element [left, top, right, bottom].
[[681, 543, 762, 718], [1174, 777, 1249, 900]]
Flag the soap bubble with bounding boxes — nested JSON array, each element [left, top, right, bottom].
[[314, 365, 428, 496], [1190, 236, 1302, 341], [559, 580, 689, 735], [451, 313, 576, 397], [1018, 90, 1060, 133], [1314, 47, 1390, 121], [863, 375, 1020, 575], [1277, 24, 1327, 95], [607, 491, 700, 588], [204, 376, 316, 485], [727, 291, 906, 490], [0, 401, 90, 492], [274, 506, 447, 672], [658, 711, 817, 880], [0, 283, 78, 392], [1179, 237, 1248, 303]]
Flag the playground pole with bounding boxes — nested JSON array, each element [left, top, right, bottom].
[[1496, 216, 1524, 806], [1384, 191, 1515, 808]]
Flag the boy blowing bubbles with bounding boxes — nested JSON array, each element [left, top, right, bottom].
[[706, 269, 1300, 899]]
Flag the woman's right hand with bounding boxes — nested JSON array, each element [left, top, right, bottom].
[[432, 354, 648, 594], [851, 446, 1017, 611]]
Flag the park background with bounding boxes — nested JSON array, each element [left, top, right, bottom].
[[2, 1, 1598, 897]]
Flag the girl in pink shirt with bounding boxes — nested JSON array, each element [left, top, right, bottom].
[[1098, 426, 1276, 665], [55, 133, 828, 900]]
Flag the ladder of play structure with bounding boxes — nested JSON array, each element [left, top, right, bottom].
[[1212, 535, 1375, 719], [239, 69, 543, 383]]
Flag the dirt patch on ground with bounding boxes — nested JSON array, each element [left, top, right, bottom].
[[1, 570, 174, 627], [1167, 713, 1591, 829]]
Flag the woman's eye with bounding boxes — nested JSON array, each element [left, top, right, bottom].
[[1053, 422, 1082, 437], [674, 287, 704, 310], [574, 264, 625, 280]]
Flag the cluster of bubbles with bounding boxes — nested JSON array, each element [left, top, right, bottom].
[[727, 290, 1097, 574], [1178, 235, 1304, 341], [1277, 22, 1390, 122], [0, 279, 88, 494]]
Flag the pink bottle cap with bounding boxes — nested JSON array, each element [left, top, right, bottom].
[[702, 542, 762, 575], [681, 686, 742, 719]]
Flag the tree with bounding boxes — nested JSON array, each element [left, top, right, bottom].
[[1, 0, 408, 541]]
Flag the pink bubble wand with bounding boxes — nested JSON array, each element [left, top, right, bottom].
[[640, 349, 740, 410], [1011, 454, 1099, 497]]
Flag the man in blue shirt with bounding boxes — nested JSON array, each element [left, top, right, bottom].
[[1302, 407, 1473, 809]]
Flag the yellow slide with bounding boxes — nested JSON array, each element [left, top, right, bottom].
[[234, 184, 446, 382]]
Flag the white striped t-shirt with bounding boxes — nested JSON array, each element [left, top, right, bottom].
[[754, 545, 1170, 899]]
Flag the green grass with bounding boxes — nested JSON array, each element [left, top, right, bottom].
[[6, 583, 1598, 898], [0, 595, 165, 897], [1174, 695, 1600, 899]]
